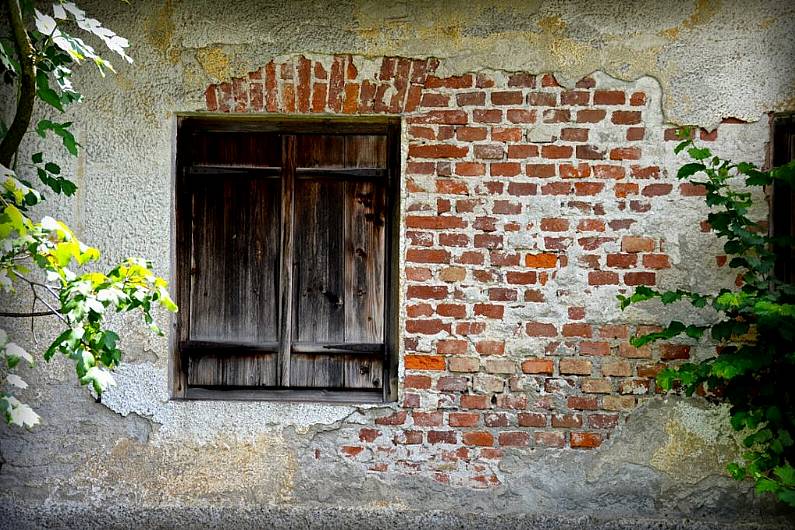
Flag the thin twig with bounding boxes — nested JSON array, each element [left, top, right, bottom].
[[0, 310, 56, 318]]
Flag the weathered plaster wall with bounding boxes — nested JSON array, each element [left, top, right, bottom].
[[2, 0, 795, 527]]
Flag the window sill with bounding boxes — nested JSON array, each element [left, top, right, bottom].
[[182, 387, 385, 404]]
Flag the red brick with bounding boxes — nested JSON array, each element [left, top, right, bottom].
[[407, 319, 451, 336], [621, 236, 655, 253], [375, 411, 408, 425], [455, 127, 487, 142], [607, 253, 637, 268], [507, 73, 536, 87], [631, 165, 660, 179], [420, 93, 450, 107], [589, 271, 619, 285], [526, 164, 556, 178], [475, 340, 506, 356], [456, 91, 486, 106], [404, 375, 432, 389], [437, 303, 467, 318], [438, 233, 469, 247], [409, 144, 469, 159], [490, 163, 521, 177], [626, 127, 645, 141], [359, 428, 380, 442], [624, 272, 656, 286], [525, 322, 557, 337], [589, 413, 619, 429], [507, 182, 538, 196], [499, 431, 530, 447], [449, 412, 480, 427], [406, 267, 432, 282], [492, 91, 524, 105], [492, 127, 523, 142], [405, 355, 446, 370], [661, 344, 691, 361], [642, 183, 673, 197], [568, 396, 599, 410], [561, 90, 590, 106], [428, 430, 457, 444], [341, 445, 363, 457], [473, 109, 502, 123], [474, 304, 504, 319], [593, 165, 625, 179], [601, 359, 632, 377], [575, 145, 605, 160], [571, 432, 603, 448], [413, 411, 443, 427], [474, 144, 504, 160], [575, 76, 596, 89], [449, 357, 480, 372], [610, 147, 641, 160], [560, 164, 591, 179], [552, 413, 583, 428], [463, 431, 494, 446], [680, 183, 707, 196], [437, 376, 468, 392], [541, 218, 569, 232], [489, 252, 521, 266], [406, 249, 450, 264], [577, 219, 605, 232], [408, 110, 468, 125], [576, 109, 606, 123], [535, 431, 565, 447], [561, 128, 589, 142], [542, 145, 573, 159], [594, 90, 625, 105], [527, 92, 557, 106], [460, 394, 490, 409], [612, 111, 642, 125], [574, 182, 604, 196], [474, 234, 503, 249], [436, 339, 468, 355], [507, 109, 536, 123], [506, 271, 537, 284], [643, 254, 671, 269], [407, 303, 433, 318], [562, 323, 593, 338], [406, 216, 466, 229], [542, 109, 571, 123], [629, 92, 646, 106], [520, 358, 553, 375], [559, 358, 592, 375], [394, 430, 423, 445], [407, 285, 449, 300], [518, 412, 547, 427]]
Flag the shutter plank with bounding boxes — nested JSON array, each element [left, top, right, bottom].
[[188, 353, 277, 387], [290, 353, 382, 389], [189, 175, 280, 344], [344, 180, 386, 342], [344, 135, 386, 168], [293, 179, 345, 344]]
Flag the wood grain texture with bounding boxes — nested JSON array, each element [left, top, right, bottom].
[[175, 117, 399, 399]]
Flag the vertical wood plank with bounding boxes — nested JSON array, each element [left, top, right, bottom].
[[278, 135, 297, 386], [173, 121, 191, 397], [343, 180, 386, 342], [385, 122, 400, 402]]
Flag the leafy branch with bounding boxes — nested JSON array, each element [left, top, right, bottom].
[[619, 127, 795, 506], [0, 1, 175, 430]]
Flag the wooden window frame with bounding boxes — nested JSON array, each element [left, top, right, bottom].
[[171, 115, 401, 403]]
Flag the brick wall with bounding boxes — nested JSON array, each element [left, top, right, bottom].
[[203, 55, 738, 488]]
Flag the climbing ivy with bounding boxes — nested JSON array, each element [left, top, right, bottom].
[[618, 128, 795, 506]]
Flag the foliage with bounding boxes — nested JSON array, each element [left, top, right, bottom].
[[618, 127, 795, 506], [0, 1, 175, 430]]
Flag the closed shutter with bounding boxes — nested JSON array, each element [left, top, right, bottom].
[[175, 119, 395, 400]]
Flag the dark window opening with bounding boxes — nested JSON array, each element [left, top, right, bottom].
[[172, 116, 400, 402], [772, 114, 795, 284]]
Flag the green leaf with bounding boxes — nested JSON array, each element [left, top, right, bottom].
[[727, 462, 745, 480], [688, 147, 712, 161], [32, 152, 43, 164], [37, 87, 65, 112], [44, 162, 60, 175], [755, 478, 779, 494], [677, 163, 705, 180]]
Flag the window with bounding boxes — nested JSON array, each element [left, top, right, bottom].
[[772, 114, 794, 283], [172, 116, 400, 402]]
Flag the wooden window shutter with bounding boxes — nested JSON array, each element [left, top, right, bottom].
[[174, 117, 397, 401]]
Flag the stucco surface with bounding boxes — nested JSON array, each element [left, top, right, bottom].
[[1, 0, 795, 526]]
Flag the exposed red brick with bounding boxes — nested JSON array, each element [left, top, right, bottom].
[[463, 431, 494, 446], [521, 358, 554, 374], [499, 432, 530, 447], [571, 432, 603, 448], [594, 90, 625, 105]]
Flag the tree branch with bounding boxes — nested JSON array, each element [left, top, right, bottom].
[[0, 310, 57, 317], [0, 0, 36, 167]]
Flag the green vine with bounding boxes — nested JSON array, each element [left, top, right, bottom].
[[618, 127, 795, 506]]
